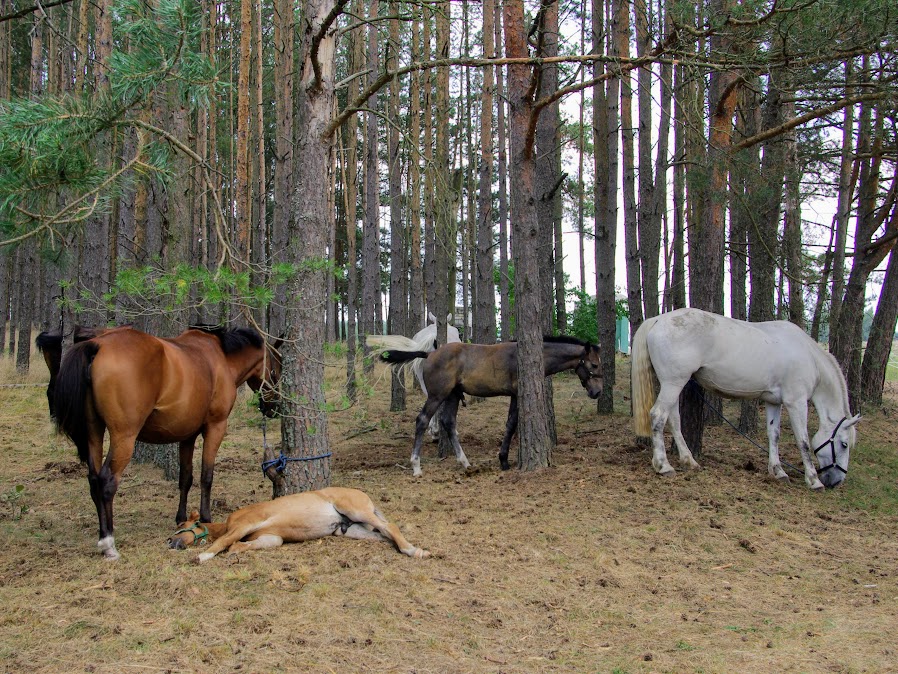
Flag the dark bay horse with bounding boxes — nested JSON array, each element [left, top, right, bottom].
[[53, 325, 281, 560], [379, 336, 603, 476], [36, 325, 122, 418]]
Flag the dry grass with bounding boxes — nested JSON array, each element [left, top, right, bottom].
[[0, 339, 896, 673]]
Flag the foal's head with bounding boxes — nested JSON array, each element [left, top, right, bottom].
[[575, 343, 603, 399], [168, 510, 209, 550]]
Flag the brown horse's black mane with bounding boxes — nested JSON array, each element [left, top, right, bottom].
[[509, 335, 597, 349], [190, 324, 264, 353]]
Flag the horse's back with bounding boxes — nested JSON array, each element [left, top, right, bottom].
[[645, 308, 817, 400], [423, 342, 517, 397]]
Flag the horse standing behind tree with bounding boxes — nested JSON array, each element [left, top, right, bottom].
[[379, 336, 603, 476], [53, 325, 281, 560], [631, 308, 860, 490], [367, 314, 461, 439]]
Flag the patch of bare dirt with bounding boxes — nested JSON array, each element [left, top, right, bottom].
[[0, 354, 896, 673]]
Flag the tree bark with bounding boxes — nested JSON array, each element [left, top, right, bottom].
[[360, 0, 381, 371], [473, 0, 497, 345], [272, 0, 340, 496], [504, 0, 551, 470], [594, 0, 617, 414], [387, 3, 406, 411], [861, 236, 898, 406]]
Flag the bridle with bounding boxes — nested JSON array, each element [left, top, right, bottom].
[[172, 521, 209, 546], [574, 348, 602, 390], [814, 416, 848, 478]]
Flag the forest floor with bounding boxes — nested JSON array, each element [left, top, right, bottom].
[[0, 342, 896, 674]]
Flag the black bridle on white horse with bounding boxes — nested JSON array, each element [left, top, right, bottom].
[[814, 416, 848, 477]]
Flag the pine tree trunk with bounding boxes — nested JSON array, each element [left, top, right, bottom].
[[473, 0, 497, 345], [272, 0, 338, 497], [361, 0, 381, 371], [407, 9, 424, 333], [387, 3, 406, 411], [594, 0, 617, 414], [495, 3, 511, 341], [504, 0, 551, 470], [861, 240, 898, 406]]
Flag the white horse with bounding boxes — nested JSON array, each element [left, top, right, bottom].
[[631, 308, 860, 490], [367, 314, 461, 439]]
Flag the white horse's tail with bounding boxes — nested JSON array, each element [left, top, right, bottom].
[[631, 319, 656, 438], [366, 335, 420, 352]]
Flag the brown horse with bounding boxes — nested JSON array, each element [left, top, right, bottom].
[[168, 487, 430, 563], [379, 336, 603, 476], [53, 325, 281, 560], [35, 325, 123, 418]]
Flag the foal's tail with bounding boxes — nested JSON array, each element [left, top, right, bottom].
[[54, 340, 100, 462], [631, 319, 656, 438]]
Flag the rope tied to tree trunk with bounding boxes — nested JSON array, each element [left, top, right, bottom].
[[261, 452, 333, 474], [259, 417, 332, 474]]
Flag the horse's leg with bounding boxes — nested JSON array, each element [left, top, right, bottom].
[[198, 422, 228, 522], [764, 403, 790, 482], [341, 523, 388, 542], [334, 499, 430, 558], [226, 534, 284, 555], [83, 423, 118, 559], [784, 401, 824, 491], [439, 392, 471, 471], [411, 397, 444, 477], [666, 400, 700, 470], [176, 436, 199, 523], [649, 382, 686, 476], [498, 395, 519, 471], [97, 430, 139, 561]]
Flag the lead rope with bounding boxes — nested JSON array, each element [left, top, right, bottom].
[[259, 417, 332, 474], [688, 381, 803, 477]]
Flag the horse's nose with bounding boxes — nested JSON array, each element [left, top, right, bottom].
[[168, 537, 186, 550]]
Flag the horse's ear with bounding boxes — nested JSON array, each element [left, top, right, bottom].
[[189, 509, 200, 522], [845, 414, 862, 428], [428, 311, 437, 324], [273, 338, 284, 351]]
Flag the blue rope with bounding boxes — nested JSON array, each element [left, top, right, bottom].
[[261, 452, 333, 474]]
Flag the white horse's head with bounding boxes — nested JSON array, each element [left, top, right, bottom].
[[812, 414, 861, 488]]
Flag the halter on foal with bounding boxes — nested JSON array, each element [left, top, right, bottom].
[[379, 336, 603, 476], [168, 487, 430, 562], [53, 325, 281, 560]]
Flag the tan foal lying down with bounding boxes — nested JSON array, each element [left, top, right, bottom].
[[168, 487, 430, 563]]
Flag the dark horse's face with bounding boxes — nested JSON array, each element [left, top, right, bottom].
[[250, 340, 283, 418], [575, 345, 603, 399]]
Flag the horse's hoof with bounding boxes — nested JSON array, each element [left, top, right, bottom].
[[499, 461, 510, 471], [196, 552, 214, 564], [414, 548, 431, 559], [103, 548, 120, 561], [776, 473, 791, 484], [810, 482, 825, 492], [659, 469, 676, 478]]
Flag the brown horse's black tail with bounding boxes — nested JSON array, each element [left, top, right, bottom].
[[54, 341, 100, 462], [378, 349, 429, 365]]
